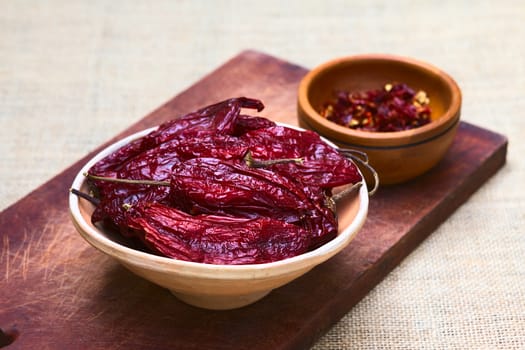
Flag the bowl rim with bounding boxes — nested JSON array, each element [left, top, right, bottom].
[[69, 124, 369, 280], [298, 53, 462, 147]]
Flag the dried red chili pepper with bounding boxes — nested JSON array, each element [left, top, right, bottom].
[[232, 114, 276, 135], [319, 83, 431, 132], [170, 157, 312, 220], [90, 97, 265, 176], [242, 126, 362, 188], [88, 98, 267, 227], [90, 156, 338, 247], [91, 184, 171, 230], [81, 97, 364, 264], [168, 157, 338, 248], [127, 203, 311, 264]]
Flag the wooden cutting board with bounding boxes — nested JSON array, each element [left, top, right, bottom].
[[0, 50, 507, 349]]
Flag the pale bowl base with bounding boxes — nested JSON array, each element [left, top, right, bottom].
[[171, 289, 272, 310]]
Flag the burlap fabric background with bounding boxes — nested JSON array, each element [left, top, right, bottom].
[[1, 1, 523, 349]]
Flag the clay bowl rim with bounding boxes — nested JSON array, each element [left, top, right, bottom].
[[69, 124, 369, 281], [298, 54, 462, 148]]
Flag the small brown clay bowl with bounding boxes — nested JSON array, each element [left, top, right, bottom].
[[298, 54, 462, 185], [69, 124, 369, 310]]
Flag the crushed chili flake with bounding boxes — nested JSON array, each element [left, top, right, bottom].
[[319, 83, 432, 132]]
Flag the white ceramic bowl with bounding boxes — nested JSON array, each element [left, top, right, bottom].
[[69, 124, 369, 310]]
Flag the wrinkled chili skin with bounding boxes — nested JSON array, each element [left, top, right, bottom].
[[88, 98, 268, 227], [85, 97, 362, 264], [168, 157, 338, 248], [320, 83, 432, 132], [91, 184, 170, 230], [242, 126, 361, 188], [89, 97, 266, 176], [170, 157, 312, 221], [127, 203, 311, 264]]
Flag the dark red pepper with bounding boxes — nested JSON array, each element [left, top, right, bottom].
[[82, 97, 363, 264], [242, 126, 362, 188], [168, 157, 338, 248], [170, 157, 313, 221], [90, 97, 266, 176], [88, 98, 266, 228], [128, 203, 310, 264]]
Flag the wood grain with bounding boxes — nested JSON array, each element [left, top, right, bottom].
[[0, 50, 507, 350]]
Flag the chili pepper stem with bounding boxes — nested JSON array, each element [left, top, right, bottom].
[[351, 158, 379, 196], [337, 148, 369, 164], [69, 188, 100, 206], [83, 172, 171, 187], [337, 152, 379, 196], [332, 182, 363, 202], [243, 151, 304, 168]]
